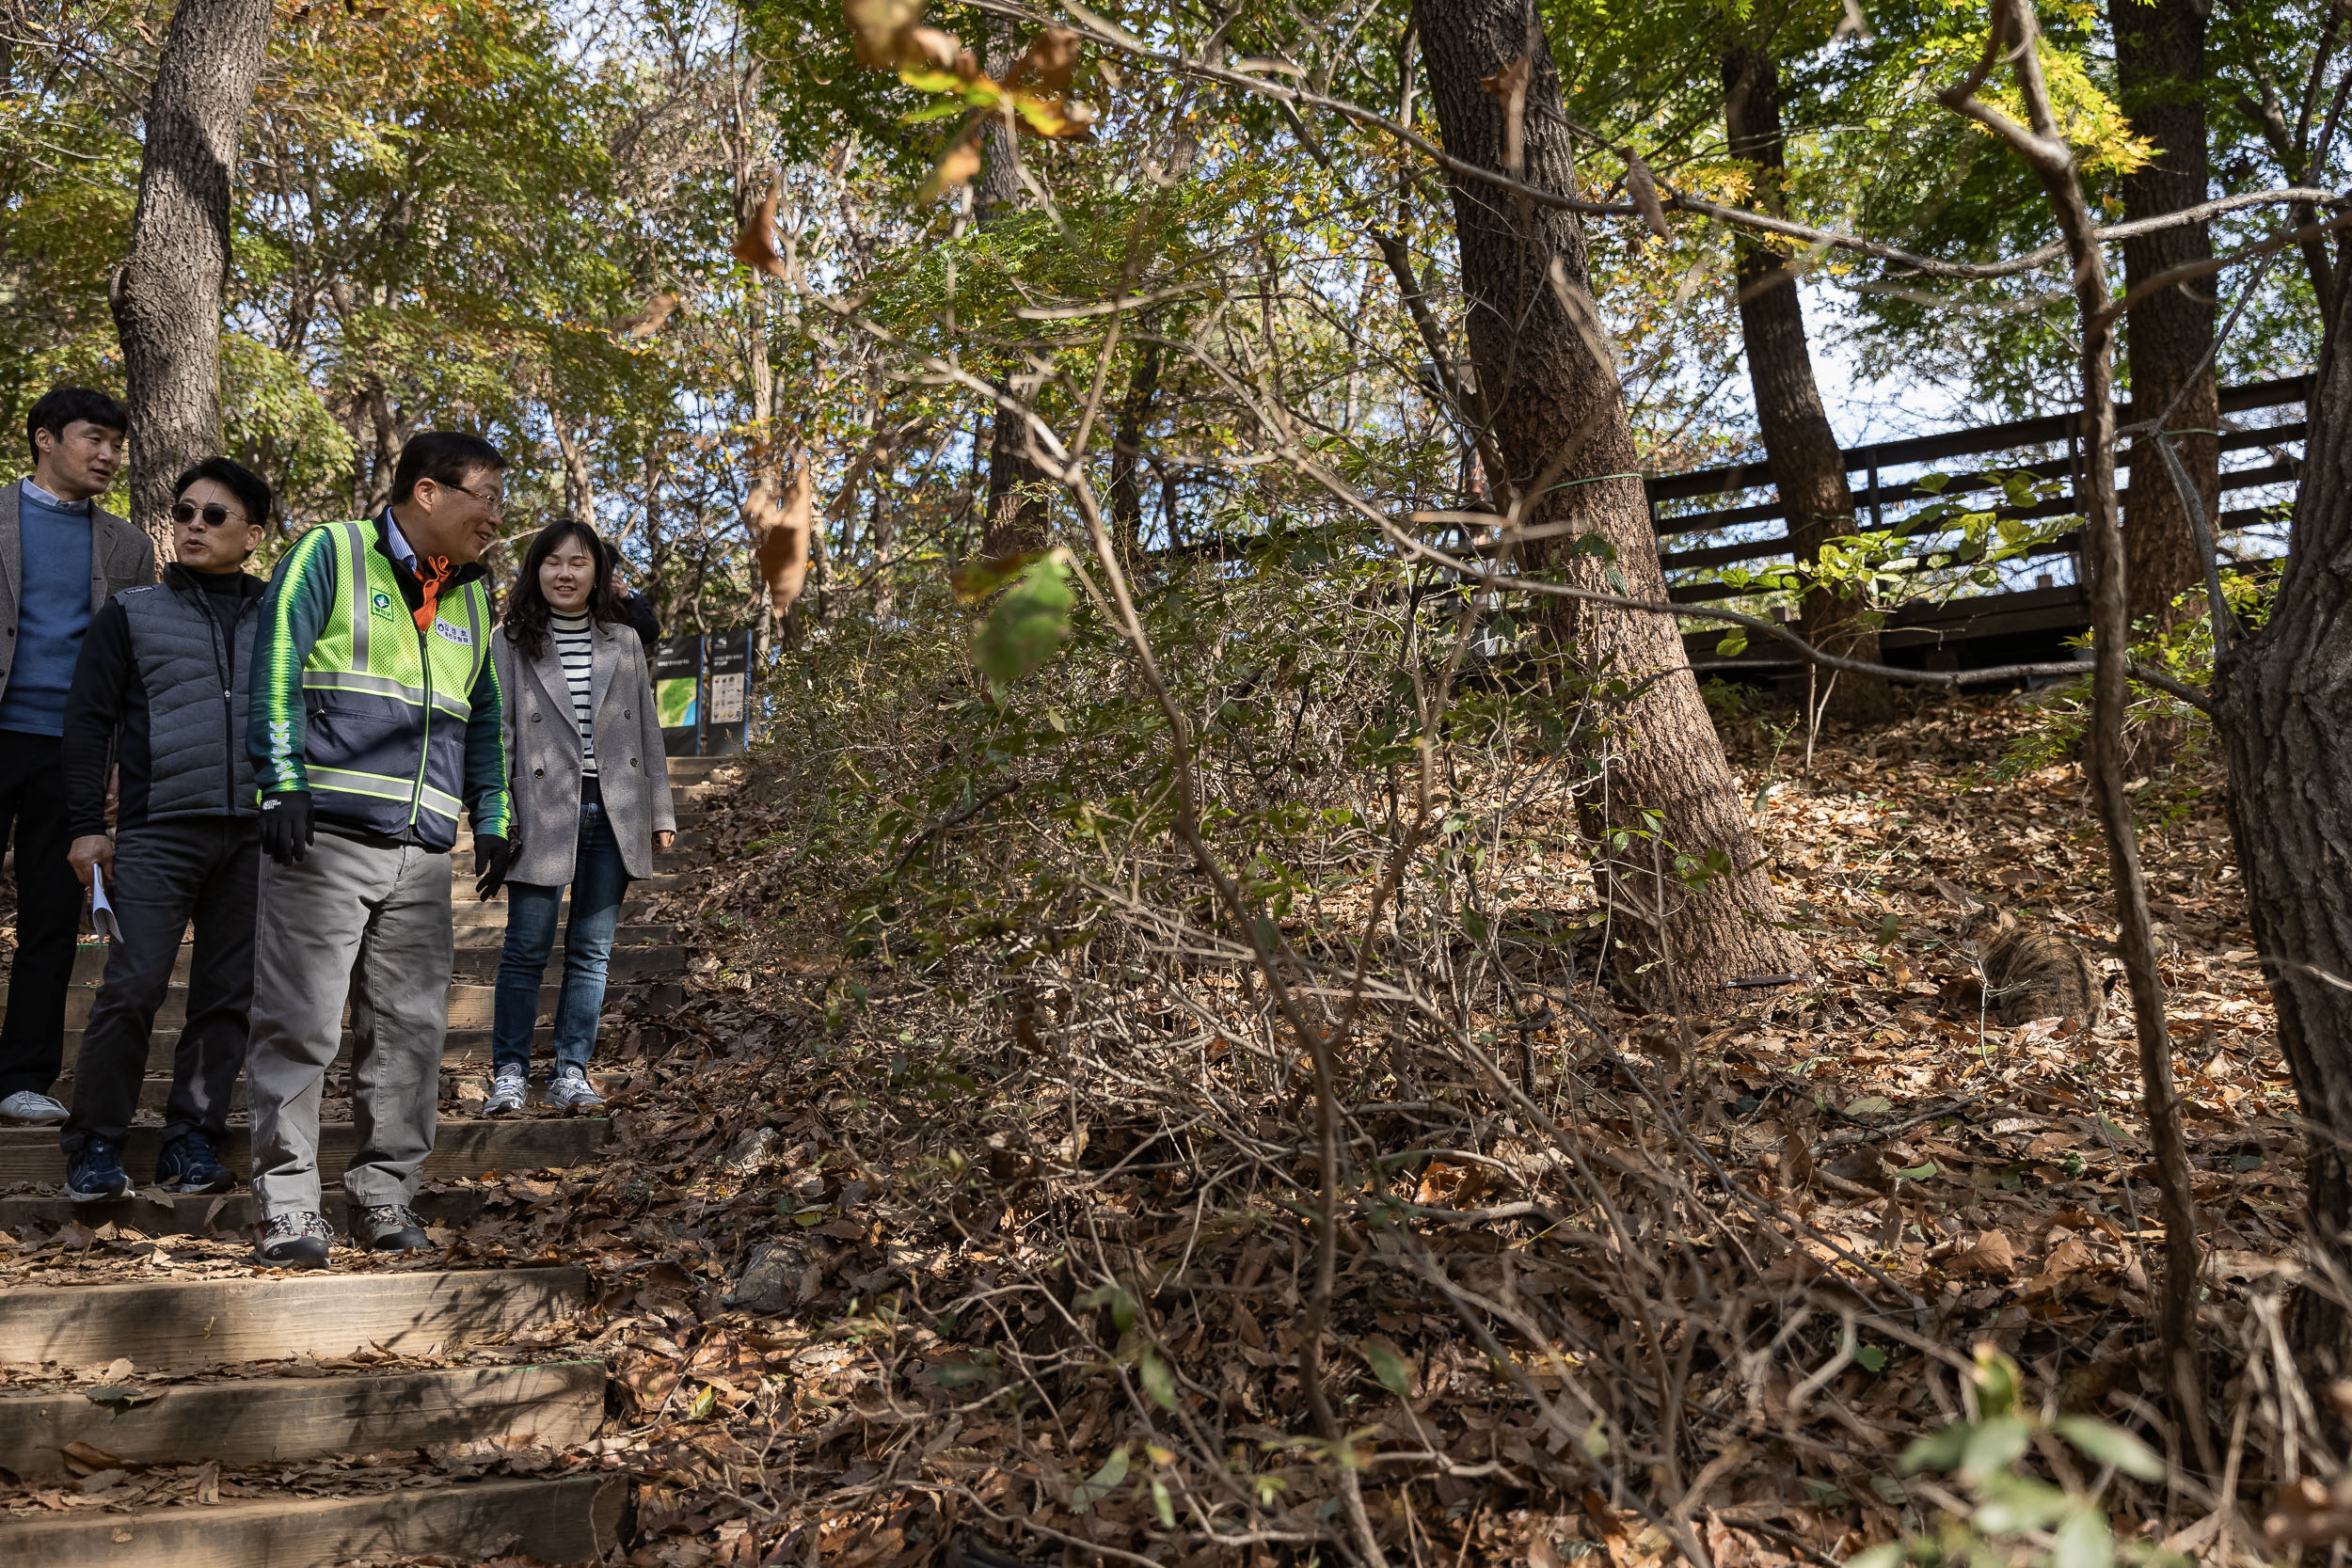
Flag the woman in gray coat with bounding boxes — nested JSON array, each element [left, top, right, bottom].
[[485, 519, 675, 1114]]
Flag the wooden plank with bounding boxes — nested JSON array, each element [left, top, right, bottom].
[[0, 1117, 605, 1186], [0, 1183, 504, 1237], [1645, 374, 2309, 503], [0, 1472, 623, 1567], [0, 1265, 589, 1368], [0, 1360, 604, 1479], [19, 981, 607, 1032], [41, 1064, 633, 1118], [68, 933, 681, 985]]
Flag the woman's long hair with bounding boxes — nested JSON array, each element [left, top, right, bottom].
[[504, 517, 621, 662]]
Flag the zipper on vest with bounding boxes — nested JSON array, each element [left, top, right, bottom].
[[409, 608, 432, 832], [188, 575, 239, 818]]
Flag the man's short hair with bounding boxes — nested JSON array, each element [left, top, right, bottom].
[[26, 388, 130, 463], [389, 431, 505, 506], [173, 456, 273, 531]]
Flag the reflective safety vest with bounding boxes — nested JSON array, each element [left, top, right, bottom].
[[254, 516, 505, 851]]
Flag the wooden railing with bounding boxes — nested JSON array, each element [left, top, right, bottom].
[[1650, 376, 2311, 605]]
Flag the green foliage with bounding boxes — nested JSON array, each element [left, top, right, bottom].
[[972, 549, 1077, 690], [1853, 1347, 2178, 1568]]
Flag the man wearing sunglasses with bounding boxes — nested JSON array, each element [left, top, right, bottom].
[[0, 388, 157, 1129], [242, 431, 513, 1268], [56, 459, 270, 1201]]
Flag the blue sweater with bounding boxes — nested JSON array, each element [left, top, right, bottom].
[[0, 481, 95, 737]]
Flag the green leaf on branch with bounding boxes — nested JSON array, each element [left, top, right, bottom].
[[1360, 1338, 1415, 1398], [1072, 1445, 1130, 1513], [2052, 1417, 2165, 1481], [1139, 1347, 1176, 1410], [974, 548, 1075, 689]]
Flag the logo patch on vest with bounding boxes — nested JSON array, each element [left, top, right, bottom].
[[369, 591, 395, 621], [433, 618, 474, 647]]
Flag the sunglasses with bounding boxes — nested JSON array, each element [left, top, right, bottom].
[[171, 500, 247, 529]]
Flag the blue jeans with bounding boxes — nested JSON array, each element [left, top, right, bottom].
[[492, 796, 628, 1076]]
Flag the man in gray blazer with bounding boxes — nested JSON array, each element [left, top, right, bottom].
[[0, 389, 160, 1125]]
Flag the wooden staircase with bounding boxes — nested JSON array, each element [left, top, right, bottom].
[[0, 753, 736, 1565]]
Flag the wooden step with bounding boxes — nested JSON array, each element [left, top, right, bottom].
[[0, 1116, 605, 1186], [68, 929, 680, 982], [18, 976, 671, 1033], [0, 1176, 580, 1237], [68, 1062, 632, 1117], [0, 1471, 624, 1566], [0, 1359, 604, 1479], [0, 1263, 589, 1367]]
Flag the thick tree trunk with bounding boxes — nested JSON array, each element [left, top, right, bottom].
[[979, 24, 1052, 562], [108, 0, 273, 558], [2217, 261, 2352, 1378], [2109, 0, 2218, 630], [1414, 0, 1804, 1006], [1722, 45, 1890, 722]]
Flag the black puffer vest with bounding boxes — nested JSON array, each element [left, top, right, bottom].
[[117, 568, 263, 821]]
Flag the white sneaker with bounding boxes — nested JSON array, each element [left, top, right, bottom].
[[484, 1067, 528, 1117], [546, 1067, 604, 1112], [0, 1090, 67, 1125]]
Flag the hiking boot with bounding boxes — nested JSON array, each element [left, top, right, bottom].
[[484, 1065, 528, 1117], [254, 1211, 334, 1269], [1, 1090, 67, 1125], [65, 1137, 134, 1203], [155, 1130, 237, 1195], [546, 1066, 604, 1112], [356, 1203, 432, 1253]]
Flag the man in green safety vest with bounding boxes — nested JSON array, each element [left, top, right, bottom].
[[244, 432, 516, 1269]]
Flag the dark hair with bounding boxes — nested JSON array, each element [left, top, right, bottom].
[[26, 388, 129, 462], [172, 456, 273, 531], [389, 430, 504, 506], [503, 518, 620, 661]]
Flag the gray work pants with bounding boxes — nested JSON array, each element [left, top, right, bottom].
[[60, 817, 260, 1155], [246, 832, 452, 1220]]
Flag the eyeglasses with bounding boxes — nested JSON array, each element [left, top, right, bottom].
[[171, 500, 246, 529], [447, 482, 505, 515]]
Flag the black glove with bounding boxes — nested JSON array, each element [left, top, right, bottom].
[[474, 832, 512, 901], [259, 790, 315, 865]]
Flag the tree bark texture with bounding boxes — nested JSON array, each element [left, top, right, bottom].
[[1414, 0, 1804, 1006], [1109, 330, 1161, 556], [980, 24, 1051, 562], [108, 0, 273, 558], [1722, 45, 1890, 721], [2109, 0, 2218, 629], [2217, 261, 2352, 1377]]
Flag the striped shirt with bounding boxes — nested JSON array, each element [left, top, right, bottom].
[[550, 610, 597, 777]]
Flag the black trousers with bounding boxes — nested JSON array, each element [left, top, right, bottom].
[[60, 817, 260, 1154], [0, 732, 85, 1099]]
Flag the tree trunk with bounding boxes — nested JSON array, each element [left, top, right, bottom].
[[2217, 254, 2352, 1378], [1722, 44, 1891, 722], [2109, 0, 2217, 630], [553, 418, 596, 523], [1109, 330, 1161, 557], [979, 23, 1052, 562], [1415, 0, 1804, 1006], [108, 0, 274, 558]]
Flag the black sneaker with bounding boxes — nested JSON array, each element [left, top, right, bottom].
[[356, 1203, 431, 1253], [254, 1211, 334, 1269], [154, 1130, 237, 1195], [65, 1138, 133, 1204]]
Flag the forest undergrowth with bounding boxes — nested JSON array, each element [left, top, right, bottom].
[[0, 583, 2312, 1568], [569, 612, 2306, 1567]]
